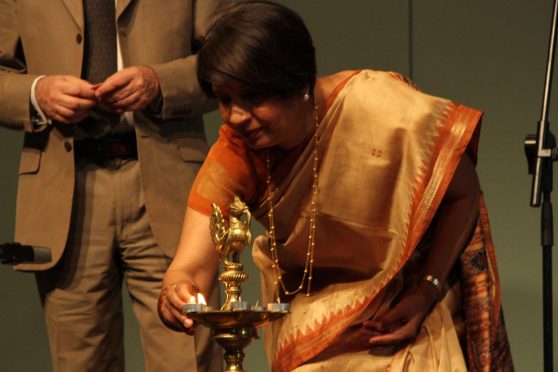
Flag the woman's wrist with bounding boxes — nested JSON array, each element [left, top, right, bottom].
[[422, 274, 442, 294], [416, 275, 442, 306]]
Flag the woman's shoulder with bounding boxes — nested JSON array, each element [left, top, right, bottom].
[[315, 70, 361, 113], [326, 69, 420, 95], [323, 69, 415, 84], [323, 70, 361, 83], [318, 70, 360, 95]]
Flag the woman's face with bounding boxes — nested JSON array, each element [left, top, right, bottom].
[[212, 84, 312, 150]]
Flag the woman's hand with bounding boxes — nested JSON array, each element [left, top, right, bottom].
[[364, 281, 438, 349], [158, 208, 221, 334], [158, 281, 200, 335]]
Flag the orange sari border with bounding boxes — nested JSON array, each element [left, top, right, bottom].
[[406, 104, 483, 259], [273, 297, 368, 371]]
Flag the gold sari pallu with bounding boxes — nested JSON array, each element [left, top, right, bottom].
[[249, 70, 513, 371], [187, 70, 513, 371]]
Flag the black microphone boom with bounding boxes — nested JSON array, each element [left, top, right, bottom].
[[523, 0, 558, 370], [0, 242, 51, 264]]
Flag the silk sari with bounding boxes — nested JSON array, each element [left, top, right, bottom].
[[188, 70, 513, 371]]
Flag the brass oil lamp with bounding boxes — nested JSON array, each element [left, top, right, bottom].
[[183, 196, 289, 372]]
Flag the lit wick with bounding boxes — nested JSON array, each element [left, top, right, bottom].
[[183, 292, 207, 313]]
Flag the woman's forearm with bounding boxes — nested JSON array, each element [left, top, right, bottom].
[[158, 207, 220, 332], [422, 154, 480, 296], [163, 207, 220, 295]]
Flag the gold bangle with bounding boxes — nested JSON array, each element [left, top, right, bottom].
[[422, 274, 442, 292]]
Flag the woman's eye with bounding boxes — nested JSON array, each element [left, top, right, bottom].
[[241, 93, 265, 105], [217, 95, 231, 105]]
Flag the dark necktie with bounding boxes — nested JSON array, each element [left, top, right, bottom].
[[80, 0, 119, 138], [83, 0, 117, 83]]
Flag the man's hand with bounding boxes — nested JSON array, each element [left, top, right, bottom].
[[35, 75, 97, 124], [95, 66, 161, 113], [157, 281, 200, 335]]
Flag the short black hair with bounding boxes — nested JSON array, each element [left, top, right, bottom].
[[197, 1, 316, 98]]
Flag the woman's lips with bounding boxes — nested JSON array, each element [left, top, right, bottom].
[[241, 128, 262, 141]]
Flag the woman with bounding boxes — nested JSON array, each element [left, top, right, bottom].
[[158, 1, 513, 371]]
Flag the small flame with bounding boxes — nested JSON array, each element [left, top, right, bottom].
[[188, 293, 207, 305], [197, 293, 207, 305]]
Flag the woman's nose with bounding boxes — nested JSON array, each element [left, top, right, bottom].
[[222, 103, 251, 127]]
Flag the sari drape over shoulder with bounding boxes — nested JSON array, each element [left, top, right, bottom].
[[188, 70, 513, 371]]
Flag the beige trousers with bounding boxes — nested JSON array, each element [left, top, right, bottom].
[[36, 158, 222, 372]]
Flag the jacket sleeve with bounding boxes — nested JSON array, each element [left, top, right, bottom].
[[150, 0, 230, 120], [0, 0, 40, 132]]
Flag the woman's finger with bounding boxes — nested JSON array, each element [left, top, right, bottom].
[[367, 317, 421, 347]]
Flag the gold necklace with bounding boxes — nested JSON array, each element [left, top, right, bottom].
[[266, 99, 320, 300]]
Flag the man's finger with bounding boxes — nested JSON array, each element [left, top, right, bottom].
[[112, 91, 144, 111], [53, 105, 80, 123], [59, 95, 97, 111], [58, 77, 97, 99], [95, 70, 133, 98]]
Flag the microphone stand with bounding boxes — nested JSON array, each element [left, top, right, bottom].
[[524, 0, 558, 370]]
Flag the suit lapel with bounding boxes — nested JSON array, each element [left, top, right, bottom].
[[116, 0, 134, 20], [60, 0, 84, 30], [59, 0, 134, 27]]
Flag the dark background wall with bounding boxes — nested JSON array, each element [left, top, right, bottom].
[[0, 1, 553, 370]]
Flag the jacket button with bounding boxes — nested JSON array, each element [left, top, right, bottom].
[[76, 33, 82, 44], [64, 141, 72, 152]]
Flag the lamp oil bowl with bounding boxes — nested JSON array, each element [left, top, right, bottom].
[[183, 197, 289, 372]]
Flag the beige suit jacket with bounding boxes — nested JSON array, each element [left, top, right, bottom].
[[0, 0, 225, 270]]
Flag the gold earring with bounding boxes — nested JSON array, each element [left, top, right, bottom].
[[303, 92, 310, 102]]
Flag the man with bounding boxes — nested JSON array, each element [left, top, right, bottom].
[[0, 0, 227, 371]]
